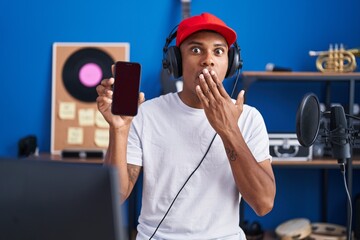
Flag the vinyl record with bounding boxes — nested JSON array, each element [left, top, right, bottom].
[[62, 47, 114, 102]]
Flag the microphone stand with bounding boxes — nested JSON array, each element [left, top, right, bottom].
[[339, 155, 352, 240], [341, 120, 360, 240], [347, 156, 353, 240], [346, 76, 356, 240], [344, 114, 356, 240], [329, 109, 359, 240]]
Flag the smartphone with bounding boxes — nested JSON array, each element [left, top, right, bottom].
[[111, 61, 141, 116]]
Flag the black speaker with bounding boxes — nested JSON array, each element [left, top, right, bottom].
[[162, 29, 242, 79], [355, 194, 360, 239], [18, 135, 38, 157]]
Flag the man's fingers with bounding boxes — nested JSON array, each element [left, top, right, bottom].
[[208, 70, 221, 97], [236, 90, 245, 107], [196, 85, 210, 108], [97, 95, 112, 105], [111, 64, 115, 76], [97, 78, 114, 96], [199, 72, 216, 104], [202, 69, 217, 94], [138, 92, 145, 105], [200, 69, 230, 102], [101, 77, 114, 87]]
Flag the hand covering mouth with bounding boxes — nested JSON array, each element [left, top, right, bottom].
[[197, 68, 214, 78]]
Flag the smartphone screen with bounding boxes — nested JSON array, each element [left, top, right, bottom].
[[111, 61, 141, 116]]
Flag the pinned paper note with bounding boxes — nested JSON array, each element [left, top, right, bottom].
[[78, 108, 95, 126], [94, 129, 109, 147], [59, 102, 76, 120], [67, 127, 83, 144]]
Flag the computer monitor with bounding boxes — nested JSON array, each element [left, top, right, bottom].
[[0, 158, 128, 240]]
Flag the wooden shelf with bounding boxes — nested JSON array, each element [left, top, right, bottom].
[[242, 71, 360, 79], [241, 71, 360, 90], [272, 158, 360, 168]]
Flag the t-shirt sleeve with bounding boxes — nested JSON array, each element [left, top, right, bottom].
[[127, 111, 144, 166], [242, 107, 272, 163]]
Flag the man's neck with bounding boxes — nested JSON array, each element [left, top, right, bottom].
[[177, 91, 203, 109]]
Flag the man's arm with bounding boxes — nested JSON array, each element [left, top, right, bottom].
[[195, 69, 275, 216], [220, 128, 275, 216], [104, 126, 142, 203], [96, 75, 144, 204]]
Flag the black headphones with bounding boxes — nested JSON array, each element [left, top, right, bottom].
[[162, 26, 243, 79]]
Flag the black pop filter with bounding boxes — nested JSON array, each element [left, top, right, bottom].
[[296, 93, 321, 147]]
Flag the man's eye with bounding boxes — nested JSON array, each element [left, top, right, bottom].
[[215, 48, 225, 55], [191, 47, 201, 54]]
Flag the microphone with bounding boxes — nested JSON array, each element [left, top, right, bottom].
[[296, 93, 321, 147], [265, 63, 292, 72], [296, 93, 358, 166], [329, 105, 351, 163]]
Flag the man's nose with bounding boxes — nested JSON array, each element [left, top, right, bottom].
[[201, 51, 215, 67]]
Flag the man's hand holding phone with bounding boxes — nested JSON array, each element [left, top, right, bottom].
[[96, 61, 144, 129]]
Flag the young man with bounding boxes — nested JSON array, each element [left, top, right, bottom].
[[96, 12, 276, 240]]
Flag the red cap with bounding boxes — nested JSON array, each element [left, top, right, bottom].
[[176, 13, 237, 47]]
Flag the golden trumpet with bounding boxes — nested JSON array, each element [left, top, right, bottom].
[[309, 44, 358, 73]]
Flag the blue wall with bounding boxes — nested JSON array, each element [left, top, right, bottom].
[[1, 0, 360, 232]]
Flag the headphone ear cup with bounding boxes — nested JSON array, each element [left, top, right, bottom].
[[226, 46, 241, 78], [164, 46, 182, 79]]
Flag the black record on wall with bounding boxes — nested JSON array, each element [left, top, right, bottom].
[[62, 47, 114, 102]]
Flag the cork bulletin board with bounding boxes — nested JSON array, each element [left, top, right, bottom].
[[51, 42, 130, 155]]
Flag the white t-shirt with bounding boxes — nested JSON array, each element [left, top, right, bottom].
[[127, 93, 271, 240]]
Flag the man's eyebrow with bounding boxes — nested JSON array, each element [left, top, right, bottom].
[[186, 41, 227, 47]]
